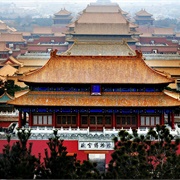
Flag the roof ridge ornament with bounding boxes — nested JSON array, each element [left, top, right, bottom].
[[121, 39, 128, 45], [50, 49, 58, 57], [135, 50, 142, 58], [74, 38, 78, 43]]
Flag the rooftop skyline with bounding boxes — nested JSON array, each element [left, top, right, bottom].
[[1, 0, 180, 20], [1, 0, 180, 4]]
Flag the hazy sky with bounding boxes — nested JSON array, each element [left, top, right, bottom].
[[1, 0, 179, 16], [1, 0, 179, 19], [0, 0, 179, 3]]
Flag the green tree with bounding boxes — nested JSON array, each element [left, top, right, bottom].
[[105, 125, 180, 179], [0, 80, 28, 96], [147, 125, 180, 179], [75, 159, 100, 179], [0, 128, 40, 179], [32, 18, 53, 27], [154, 18, 177, 28], [39, 129, 101, 179], [105, 129, 153, 179]]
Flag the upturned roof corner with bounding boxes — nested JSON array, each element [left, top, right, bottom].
[[135, 50, 142, 58], [50, 49, 58, 57]]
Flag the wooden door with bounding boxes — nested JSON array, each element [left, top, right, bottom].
[[80, 114, 113, 131], [116, 115, 137, 129], [89, 115, 103, 131]]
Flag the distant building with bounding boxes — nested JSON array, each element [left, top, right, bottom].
[[136, 36, 180, 54], [63, 40, 135, 56], [0, 26, 70, 88], [0, 42, 11, 60], [29, 26, 69, 54], [0, 90, 18, 128], [0, 20, 16, 33], [134, 9, 154, 25], [136, 34, 180, 92], [153, 27, 175, 39], [0, 32, 26, 58], [16, 55, 48, 77], [53, 8, 73, 26], [144, 55, 180, 91], [31, 26, 54, 38], [66, 2, 138, 46], [0, 56, 23, 68], [0, 56, 26, 88]]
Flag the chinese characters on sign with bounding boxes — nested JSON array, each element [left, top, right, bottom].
[[79, 141, 114, 150]]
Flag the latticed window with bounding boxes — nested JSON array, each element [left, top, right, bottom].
[[80, 114, 112, 129], [140, 115, 160, 127], [56, 115, 77, 127], [116, 115, 137, 128], [33, 114, 52, 125]]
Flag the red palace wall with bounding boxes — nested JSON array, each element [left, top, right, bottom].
[[1, 139, 179, 165], [139, 37, 168, 44], [0, 140, 113, 164], [0, 121, 11, 128]]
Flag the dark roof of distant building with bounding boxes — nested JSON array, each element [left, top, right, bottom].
[[0, 91, 14, 103]]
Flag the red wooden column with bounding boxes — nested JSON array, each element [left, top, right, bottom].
[[23, 112, 26, 126], [29, 112, 33, 127], [137, 114, 140, 128], [77, 112, 80, 128], [112, 113, 116, 128], [161, 112, 164, 125], [171, 112, 175, 129], [168, 113, 171, 126], [18, 111, 22, 128], [52, 112, 56, 128]]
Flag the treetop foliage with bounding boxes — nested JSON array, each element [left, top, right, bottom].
[[0, 125, 180, 179]]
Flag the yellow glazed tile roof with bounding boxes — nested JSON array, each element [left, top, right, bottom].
[[135, 9, 153, 16], [0, 33, 25, 42], [153, 28, 174, 35], [32, 26, 53, 34], [63, 41, 136, 56], [77, 12, 127, 24], [19, 50, 174, 85], [8, 91, 180, 107], [145, 60, 180, 67], [54, 8, 71, 15], [0, 65, 18, 76]]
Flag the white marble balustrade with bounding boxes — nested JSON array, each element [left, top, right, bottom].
[[16, 124, 180, 137]]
